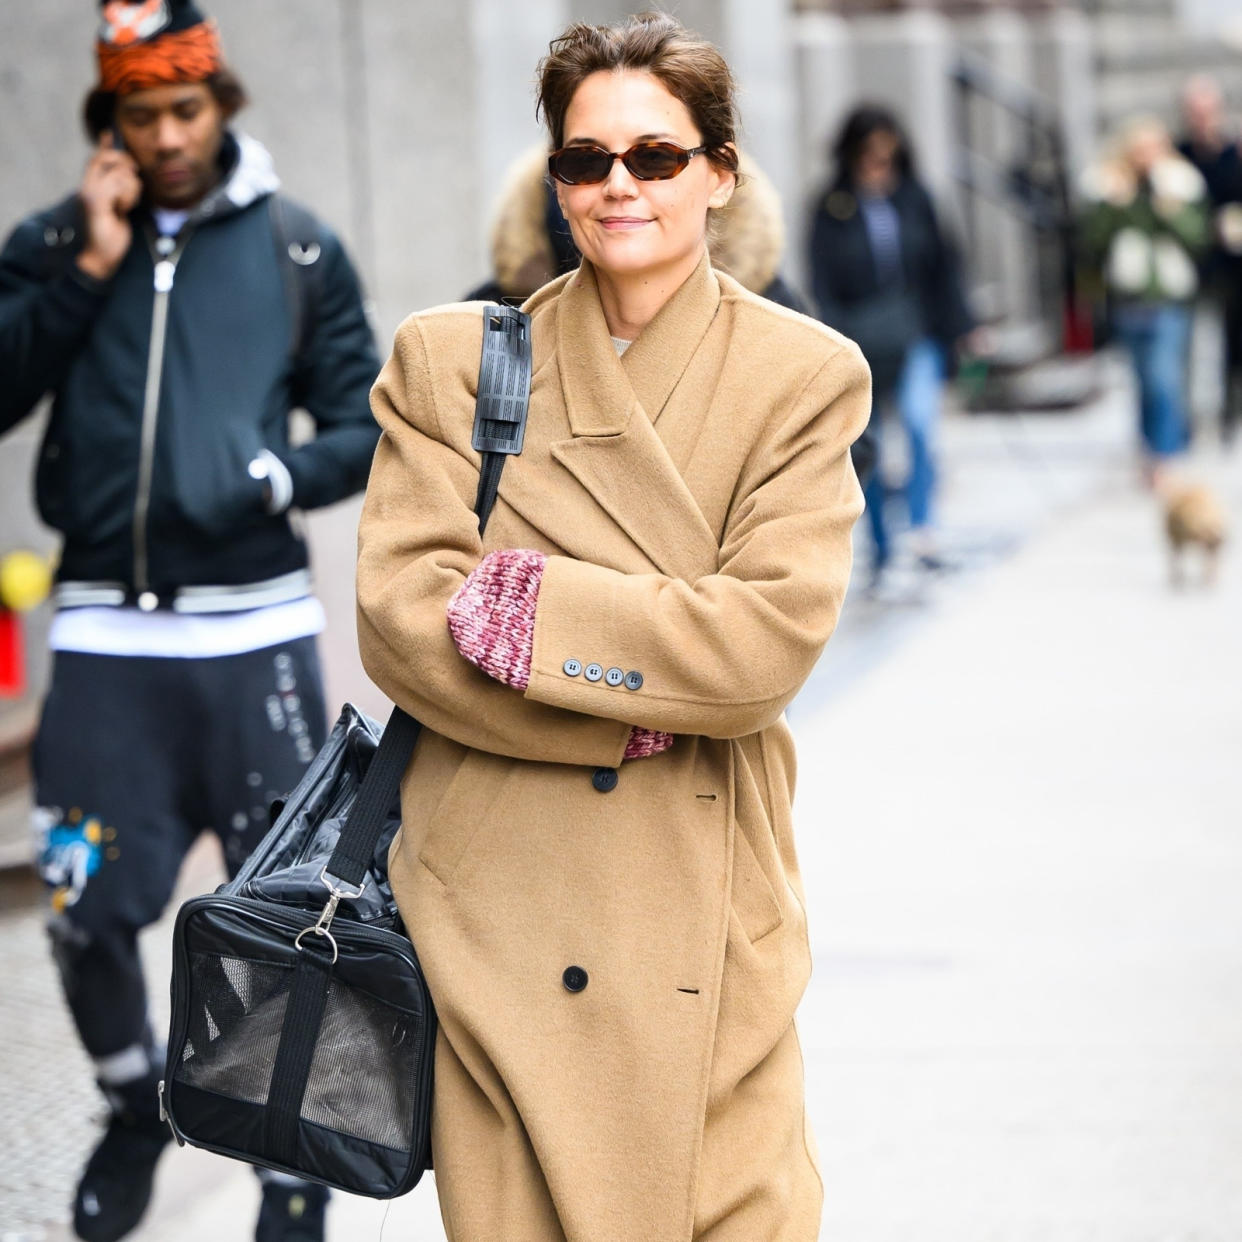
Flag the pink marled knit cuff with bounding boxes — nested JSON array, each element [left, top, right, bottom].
[[447, 549, 548, 690], [623, 727, 674, 760]]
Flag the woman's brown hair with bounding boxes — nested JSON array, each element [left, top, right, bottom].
[[536, 11, 741, 178]]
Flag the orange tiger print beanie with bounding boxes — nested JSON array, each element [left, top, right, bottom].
[[96, 0, 223, 95]]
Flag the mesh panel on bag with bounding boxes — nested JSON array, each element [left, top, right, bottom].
[[178, 953, 292, 1105], [177, 950, 421, 1152], [301, 977, 420, 1150]]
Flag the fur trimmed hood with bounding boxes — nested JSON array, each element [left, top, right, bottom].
[[488, 144, 786, 297]]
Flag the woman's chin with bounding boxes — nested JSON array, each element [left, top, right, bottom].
[[587, 242, 659, 276], [586, 239, 701, 282]]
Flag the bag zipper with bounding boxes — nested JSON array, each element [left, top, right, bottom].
[[132, 225, 192, 602]]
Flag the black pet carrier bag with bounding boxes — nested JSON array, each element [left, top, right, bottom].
[[160, 305, 532, 1198]]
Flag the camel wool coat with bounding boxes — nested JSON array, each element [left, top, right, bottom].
[[356, 254, 870, 1242]]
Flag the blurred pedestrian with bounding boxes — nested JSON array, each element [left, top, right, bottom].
[[0, 3, 379, 1239], [468, 143, 809, 311], [356, 12, 869, 1240], [1177, 74, 1242, 444], [1081, 116, 1211, 481], [808, 105, 975, 585]]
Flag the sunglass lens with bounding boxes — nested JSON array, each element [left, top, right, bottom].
[[552, 148, 611, 184], [626, 144, 685, 180]]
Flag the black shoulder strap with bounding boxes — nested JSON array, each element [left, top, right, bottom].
[[472, 303, 532, 524], [325, 304, 532, 889], [268, 193, 325, 363]]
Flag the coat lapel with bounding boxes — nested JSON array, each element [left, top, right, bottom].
[[496, 256, 723, 581]]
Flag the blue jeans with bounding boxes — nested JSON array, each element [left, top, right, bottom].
[[864, 337, 944, 567], [1112, 303, 1192, 457]]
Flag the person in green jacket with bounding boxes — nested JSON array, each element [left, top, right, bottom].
[[1081, 116, 1211, 480]]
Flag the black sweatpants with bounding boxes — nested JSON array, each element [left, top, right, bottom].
[[33, 638, 327, 1061]]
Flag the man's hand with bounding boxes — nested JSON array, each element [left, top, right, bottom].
[[76, 133, 141, 282]]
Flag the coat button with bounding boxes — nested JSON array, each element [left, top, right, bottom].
[[563, 659, 582, 677], [623, 670, 643, 691], [562, 966, 588, 992], [604, 667, 624, 687], [584, 663, 604, 682], [592, 766, 618, 793]]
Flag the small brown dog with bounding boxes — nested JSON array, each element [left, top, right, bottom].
[[1158, 477, 1228, 587]]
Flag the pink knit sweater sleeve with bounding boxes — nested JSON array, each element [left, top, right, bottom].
[[446, 549, 545, 691], [446, 549, 672, 759]]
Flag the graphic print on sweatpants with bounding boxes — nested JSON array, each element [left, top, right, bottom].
[[32, 636, 327, 1058]]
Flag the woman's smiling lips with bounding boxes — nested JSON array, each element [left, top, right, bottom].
[[598, 216, 652, 230]]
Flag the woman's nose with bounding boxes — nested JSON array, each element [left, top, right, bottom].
[[602, 157, 638, 198]]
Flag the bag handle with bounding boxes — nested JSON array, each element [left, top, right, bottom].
[[323, 304, 533, 891]]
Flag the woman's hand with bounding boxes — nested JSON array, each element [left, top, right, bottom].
[[447, 548, 673, 759]]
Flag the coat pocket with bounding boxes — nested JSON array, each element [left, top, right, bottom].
[[731, 820, 784, 943], [167, 421, 268, 536], [416, 751, 515, 887]]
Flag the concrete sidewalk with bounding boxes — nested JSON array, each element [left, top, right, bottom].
[[800, 448, 1242, 1239], [4, 386, 1240, 1240]]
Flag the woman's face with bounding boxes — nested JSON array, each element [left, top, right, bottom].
[[1125, 124, 1169, 177], [853, 129, 900, 196], [554, 69, 735, 285]]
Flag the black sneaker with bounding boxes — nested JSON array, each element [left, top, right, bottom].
[[255, 1181, 329, 1242], [73, 1111, 171, 1242]]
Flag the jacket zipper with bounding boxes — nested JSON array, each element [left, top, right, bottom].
[[132, 226, 192, 604]]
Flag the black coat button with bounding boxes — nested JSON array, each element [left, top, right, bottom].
[[623, 670, 643, 691], [562, 966, 588, 992], [584, 663, 604, 682], [592, 766, 618, 793], [563, 659, 582, 677], [604, 667, 624, 687]]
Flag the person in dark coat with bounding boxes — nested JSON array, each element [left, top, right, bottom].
[[1177, 74, 1242, 444], [808, 105, 975, 581], [0, 4, 379, 1238]]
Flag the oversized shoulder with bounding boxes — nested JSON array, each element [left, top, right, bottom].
[[385, 279, 569, 374], [385, 298, 514, 382], [714, 270, 870, 395], [373, 300, 504, 443]]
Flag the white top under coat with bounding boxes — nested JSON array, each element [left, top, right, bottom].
[[49, 596, 325, 659]]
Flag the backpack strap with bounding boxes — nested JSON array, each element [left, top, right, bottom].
[[267, 193, 325, 364], [324, 304, 533, 891]]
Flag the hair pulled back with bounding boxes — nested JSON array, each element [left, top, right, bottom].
[[536, 11, 740, 178], [830, 104, 913, 189]]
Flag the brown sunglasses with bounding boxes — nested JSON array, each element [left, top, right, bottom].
[[547, 141, 709, 186]]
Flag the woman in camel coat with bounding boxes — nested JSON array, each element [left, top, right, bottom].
[[356, 13, 869, 1241]]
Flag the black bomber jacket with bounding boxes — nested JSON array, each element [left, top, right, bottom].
[[0, 132, 381, 609]]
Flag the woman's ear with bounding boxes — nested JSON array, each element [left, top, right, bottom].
[[708, 143, 738, 210]]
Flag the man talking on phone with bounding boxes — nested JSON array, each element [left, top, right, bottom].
[[0, 3, 380, 1239]]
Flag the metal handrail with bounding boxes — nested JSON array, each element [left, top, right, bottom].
[[951, 49, 1081, 342]]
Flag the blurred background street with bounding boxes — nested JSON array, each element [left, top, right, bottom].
[[3, 0, 1242, 1239]]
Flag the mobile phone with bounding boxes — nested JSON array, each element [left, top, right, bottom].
[[110, 123, 127, 154]]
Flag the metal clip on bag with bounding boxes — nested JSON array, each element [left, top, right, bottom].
[[161, 305, 533, 1198]]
